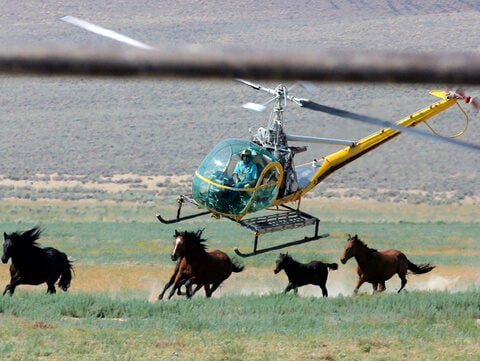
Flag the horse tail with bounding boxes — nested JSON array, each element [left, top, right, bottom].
[[408, 261, 435, 275], [231, 258, 245, 273], [326, 263, 338, 271], [58, 258, 74, 291]]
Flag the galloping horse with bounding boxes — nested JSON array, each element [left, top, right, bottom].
[[158, 257, 203, 299], [2, 227, 73, 295], [159, 229, 244, 299], [340, 234, 435, 294], [274, 253, 338, 297]]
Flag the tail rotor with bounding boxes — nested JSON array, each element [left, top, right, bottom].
[[448, 88, 480, 112]]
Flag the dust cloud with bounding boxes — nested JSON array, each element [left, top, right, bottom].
[[151, 266, 480, 299]]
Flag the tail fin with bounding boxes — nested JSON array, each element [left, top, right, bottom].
[[326, 263, 338, 271], [429, 90, 448, 99], [58, 259, 74, 291], [408, 261, 435, 275]]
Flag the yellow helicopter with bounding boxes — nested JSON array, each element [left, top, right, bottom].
[[156, 81, 478, 256], [61, 16, 479, 257]]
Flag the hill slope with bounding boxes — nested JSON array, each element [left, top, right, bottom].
[[0, 1, 479, 199]]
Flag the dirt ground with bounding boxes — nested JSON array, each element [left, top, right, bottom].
[[1, 262, 478, 300]]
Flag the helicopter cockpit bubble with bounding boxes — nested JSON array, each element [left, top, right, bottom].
[[192, 139, 283, 219]]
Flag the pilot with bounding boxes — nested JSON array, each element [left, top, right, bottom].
[[232, 149, 258, 188]]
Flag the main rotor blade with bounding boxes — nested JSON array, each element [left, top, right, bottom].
[[61, 16, 155, 50], [300, 100, 480, 152], [236, 78, 279, 97], [242, 102, 267, 112], [236, 78, 261, 90]]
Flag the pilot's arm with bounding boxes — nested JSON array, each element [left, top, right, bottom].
[[234, 163, 258, 188], [245, 164, 259, 187], [232, 162, 241, 184], [232, 172, 239, 184]]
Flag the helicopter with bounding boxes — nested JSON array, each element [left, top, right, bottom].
[[61, 16, 480, 257], [155, 82, 479, 256]]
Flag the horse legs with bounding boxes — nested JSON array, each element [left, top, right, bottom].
[[158, 277, 176, 300], [205, 282, 222, 298], [283, 282, 295, 294], [354, 277, 365, 294], [168, 278, 188, 299], [319, 283, 328, 297], [3, 276, 22, 295], [376, 281, 386, 293], [46, 282, 56, 294], [177, 282, 203, 296], [165, 279, 201, 299], [184, 278, 203, 298], [191, 284, 202, 296], [203, 284, 212, 297], [3, 283, 14, 295], [397, 273, 407, 293]]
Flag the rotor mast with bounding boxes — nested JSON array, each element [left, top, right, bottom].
[[269, 85, 289, 157], [252, 84, 301, 195]]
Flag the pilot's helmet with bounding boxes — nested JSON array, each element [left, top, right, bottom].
[[240, 149, 252, 160]]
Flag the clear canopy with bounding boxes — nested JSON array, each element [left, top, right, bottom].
[[192, 139, 283, 218]]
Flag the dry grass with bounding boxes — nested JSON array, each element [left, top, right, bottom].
[[1, 262, 478, 300]]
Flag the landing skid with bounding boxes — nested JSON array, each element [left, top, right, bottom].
[[156, 195, 329, 257], [233, 233, 329, 257], [233, 206, 329, 257], [156, 195, 211, 224]]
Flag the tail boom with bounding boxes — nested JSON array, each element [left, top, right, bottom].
[[297, 95, 458, 196]]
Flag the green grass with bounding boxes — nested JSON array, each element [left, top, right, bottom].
[[0, 291, 479, 360], [0, 218, 476, 266]]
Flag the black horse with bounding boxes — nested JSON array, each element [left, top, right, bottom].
[[274, 253, 338, 297], [2, 226, 73, 295]]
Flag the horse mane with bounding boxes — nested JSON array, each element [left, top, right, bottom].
[[354, 235, 378, 253], [180, 229, 208, 250], [279, 253, 299, 265], [10, 226, 43, 247]]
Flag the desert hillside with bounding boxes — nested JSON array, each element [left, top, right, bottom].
[[0, 1, 479, 201]]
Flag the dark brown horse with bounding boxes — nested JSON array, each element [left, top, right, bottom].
[[274, 253, 338, 297], [159, 229, 244, 299], [340, 234, 435, 294], [158, 257, 202, 299]]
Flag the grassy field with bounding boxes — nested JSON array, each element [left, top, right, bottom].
[[0, 199, 479, 360], [0, 291, 479, 361], [1, 1, 480, 359]]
